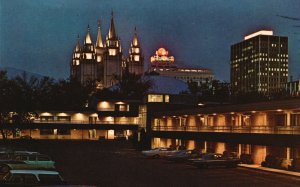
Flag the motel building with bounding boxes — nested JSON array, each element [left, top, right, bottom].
[[151, 98, 300, 168], [3, 76, 194, 141], [16, 102, 142, 140], [3, 77, 300, 170]]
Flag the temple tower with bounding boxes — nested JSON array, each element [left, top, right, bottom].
[[127, 27, 144, 75], [103, 12, 123, 87]]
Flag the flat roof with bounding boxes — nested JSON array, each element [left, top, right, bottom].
[[153, 98, 300, 116], [244, 30, 273, 40]]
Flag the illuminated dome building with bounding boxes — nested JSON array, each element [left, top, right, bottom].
[[149, 47, 214, 86], [150, 48, 176, 69]]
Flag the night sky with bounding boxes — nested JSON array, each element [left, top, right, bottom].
[[1, 0, 299, 81]]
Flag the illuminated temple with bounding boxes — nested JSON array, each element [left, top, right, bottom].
[[70, 13, 144, 88], [149, 47, 214, 86]]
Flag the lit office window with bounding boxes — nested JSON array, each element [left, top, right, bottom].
[[148, 94, 163, 102]]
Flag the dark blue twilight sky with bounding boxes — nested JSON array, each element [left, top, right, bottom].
[[0, 0, 299, 81]]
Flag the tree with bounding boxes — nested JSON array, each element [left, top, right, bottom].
[[0, 71, 16, 139], [48, 78, 95, 110], [187, 81, 199, 95], [113, 72, 153, 99], [0, 71, 95, 139], [194, 79, 230, 103], [34, 76, 56, 110], [231, 91, 269, 104], [211, 80, 230, 103]]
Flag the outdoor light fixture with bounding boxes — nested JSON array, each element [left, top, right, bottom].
[[40, 112, 52, 116], [57, 113, 68, 116]]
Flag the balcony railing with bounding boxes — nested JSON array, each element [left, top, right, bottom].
[[152, 125, 300, 135], [33, 120, 139, 125]]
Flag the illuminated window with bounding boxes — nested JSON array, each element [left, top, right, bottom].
[[134, 55, 140, 61], [97, 101, 115, 111], [109, 49, 116, 56], [148, 94, 163, 102], [40, 129, 55, 135], [85, 53, 92, 59], [40, 116, 54, 121], [134, 48, 140, 53], [97, 56, 102, 62], [164, 95, 170, 103], [117, 104, 129, 111], [119, 105, 126, 111]]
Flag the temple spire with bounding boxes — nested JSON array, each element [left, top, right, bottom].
[[84, 25, 92, 44], [75, 34, 81, 52], [132, 27, 139, 46], [108, 11, 117, 39], [96, 20, 104, 48]]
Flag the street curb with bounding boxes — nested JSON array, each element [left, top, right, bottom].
[[238, 164, 300, 178]]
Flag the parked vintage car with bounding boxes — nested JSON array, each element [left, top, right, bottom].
[[141, 147, 178, 158], [261, 154, 292, 170], [165, 150, 200, 162], [0, 170, 66, 186], [189, 153, 240, 168], [240, 154, 253, 164], [19, 135, 33, 140], [0, 151, 40, 161], [290, 158, 300, 171], [0, 153, 55, 173]]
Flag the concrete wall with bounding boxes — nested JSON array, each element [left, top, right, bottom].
[[215, 115, 226, 126], [252, 113, 267, 126], [166, 117, 173, 127], [252, 145, 267, 165], [185, 140, 196, 150], [187, 116, 197, 127]]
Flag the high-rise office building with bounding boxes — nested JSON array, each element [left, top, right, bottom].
[[230, 30, 288, 95]]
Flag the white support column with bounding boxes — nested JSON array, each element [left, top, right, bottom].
[[263, 113, 267, 126], [238, 114, 242, 127], [286, 111, 291, 127], [238, 144, 242, 157], [204, 115, 208, 126], [287, 147, 291, 160]]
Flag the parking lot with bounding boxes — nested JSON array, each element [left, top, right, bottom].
[[1, 140, 300, 186]]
